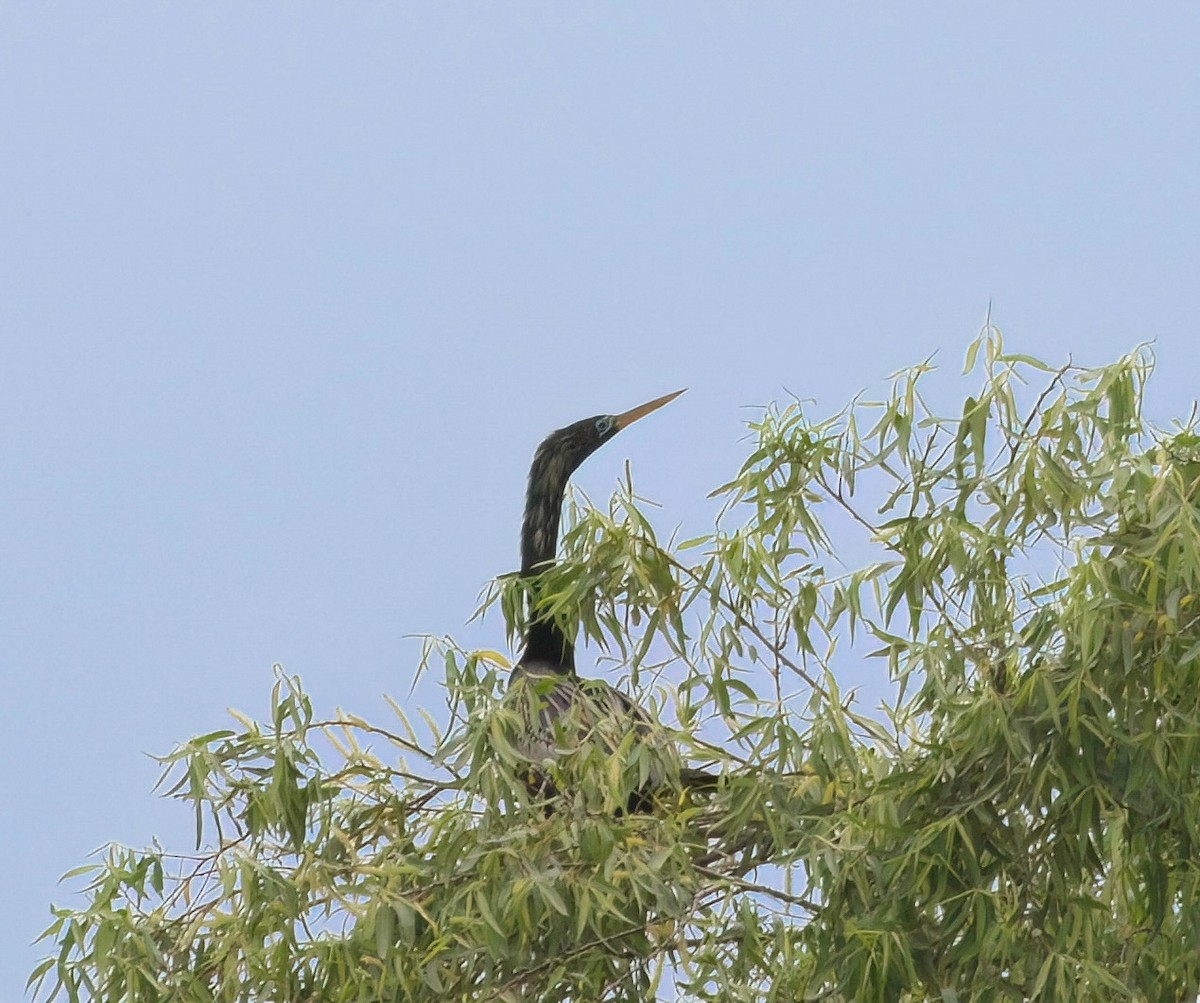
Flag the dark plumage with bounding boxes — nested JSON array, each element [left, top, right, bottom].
[[506, 390, 702, 809]]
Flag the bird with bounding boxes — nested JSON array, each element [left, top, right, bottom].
[[504, 389, 713, 811]]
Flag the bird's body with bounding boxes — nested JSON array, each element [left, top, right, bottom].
[[506, 391, 691, 809]]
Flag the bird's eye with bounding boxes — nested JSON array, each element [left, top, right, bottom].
[[595, 416, 614, 434]]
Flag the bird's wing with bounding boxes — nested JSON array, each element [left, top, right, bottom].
[[507, 664, 681, 794]]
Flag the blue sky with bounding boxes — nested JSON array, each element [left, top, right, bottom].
[[3, 5, 1199, 992]]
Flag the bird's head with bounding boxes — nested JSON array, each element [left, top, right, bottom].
[[531, 389, 687, 484], [521, 389, 685, 574]]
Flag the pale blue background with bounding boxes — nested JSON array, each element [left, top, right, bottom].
[[3, 6, 1198, 994]]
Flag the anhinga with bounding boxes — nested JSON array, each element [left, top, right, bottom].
[[508, 389, 703, 809]]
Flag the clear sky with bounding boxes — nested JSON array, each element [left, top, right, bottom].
[[3, 5, 1199, 993]]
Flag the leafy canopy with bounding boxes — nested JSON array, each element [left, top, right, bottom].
[[33, 328, 1200, 1002]]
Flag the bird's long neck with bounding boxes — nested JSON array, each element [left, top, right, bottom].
[[519, 442, 576, 673]]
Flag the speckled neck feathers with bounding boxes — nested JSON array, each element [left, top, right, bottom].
[[517, 425, 602, 674], [521, 438, 576, 576]]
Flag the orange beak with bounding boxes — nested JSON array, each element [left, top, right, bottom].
[[613, 389, 686, 431]]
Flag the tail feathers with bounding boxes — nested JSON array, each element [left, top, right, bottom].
[[679, 766, 721, 791], [622, 766, 721, 814]]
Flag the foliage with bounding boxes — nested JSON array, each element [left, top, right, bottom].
[[33, 327, 1200, 1001]]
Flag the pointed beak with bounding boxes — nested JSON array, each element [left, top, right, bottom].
[[613, 388, 687, 430]]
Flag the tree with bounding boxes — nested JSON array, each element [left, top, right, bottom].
[[32, 328, 1200, 1002]]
